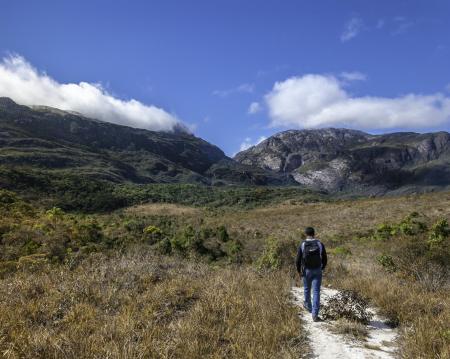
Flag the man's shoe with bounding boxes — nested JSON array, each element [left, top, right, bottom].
[[303, 304, 312, 313], [312, 316, 321, 322]]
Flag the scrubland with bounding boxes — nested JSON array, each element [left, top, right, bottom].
[[0, 189, 449, 358]]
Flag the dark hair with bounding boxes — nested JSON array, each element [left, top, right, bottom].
[[305, 227, 315, 237]]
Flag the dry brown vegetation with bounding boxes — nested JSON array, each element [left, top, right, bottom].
[[199, 191, 450, 358], [331, 319, 368, 341], [0, 249, 305, 358], [207, 191, 450, 239], [1, 189, 449, 358], [125, 203, 202, 217]]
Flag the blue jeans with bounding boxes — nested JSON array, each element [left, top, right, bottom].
[[303, 268, 322, 317]]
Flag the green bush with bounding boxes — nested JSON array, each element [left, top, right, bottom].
[[256, 236, 282, 270], [171, 225, 207, 256], [426, 218, 450, 266], [428, 218, 449, 247], [217, 225, 229, 242], [142, 225, 163, 244], [377, 254, 397, 273], [73, 218, 103, 246], [395, 212, 427, 236], [373, 223, 394, 241], [371, 213, 427, 241], [224, 239, 243, 263]]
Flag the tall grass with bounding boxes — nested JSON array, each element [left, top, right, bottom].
[[328, 258, 449, 358], [0, 249, 306, 358]]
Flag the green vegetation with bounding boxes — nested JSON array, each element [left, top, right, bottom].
[[369, 211, 428, 241], [114, 183, 324, 209], [256, 236, 300, 271], [0, 165, 324, 212], [0, 189, 246, 268]]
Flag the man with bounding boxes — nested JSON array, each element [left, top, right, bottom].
[[296, 227, 327, 322]]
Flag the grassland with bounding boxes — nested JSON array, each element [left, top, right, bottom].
[[0, 188, 449, 358]]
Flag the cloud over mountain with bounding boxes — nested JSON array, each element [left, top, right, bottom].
[[0, 55, 184, 132], [265, 74, 450, 130]]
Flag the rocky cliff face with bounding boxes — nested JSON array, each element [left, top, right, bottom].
[[234, 128, 450, 194], [0, 98, 293, 186]]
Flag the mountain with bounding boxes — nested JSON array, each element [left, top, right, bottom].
[[0, 97, 293, 188], [3, 97, 449, 197], [234, 128, 450, 195]]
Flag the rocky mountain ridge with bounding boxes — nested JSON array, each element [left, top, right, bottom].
[[234, 128, 450, 195]]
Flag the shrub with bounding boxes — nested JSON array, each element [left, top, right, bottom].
[[377, 254, 397, 273], [256, 236, 282, 270], [395, 212, 427, 236], [426, 218, 450, 267], [154, 237, 172, 255], [321, 290, 373, 324], [372, 213, 427, 241], [224, 239, 243, 263], [171, 225, 207, 256], [217, 225, 229, 242], [428, 218, 449, 247], [73, 218, 103, 246], [373, 223, 394, 241], [46, 207, 65, 221], [143, 225, 163, 244], [123, 219, 143, 232]]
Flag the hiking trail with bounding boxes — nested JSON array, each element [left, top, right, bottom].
[[291, 286, 398, 359]]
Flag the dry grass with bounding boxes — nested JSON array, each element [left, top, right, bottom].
[[200, 191, 449, 359], [125, 203, 202, 217], [328, 257, 450, 359], [0, 248, 306, 359], [331, 319, 368, 340], [206, 191, 450, 240]]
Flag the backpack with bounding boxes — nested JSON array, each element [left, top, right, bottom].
[[302, 240, 322, 269]]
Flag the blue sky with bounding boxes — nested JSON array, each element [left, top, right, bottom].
[[1, 0, 450, 155]]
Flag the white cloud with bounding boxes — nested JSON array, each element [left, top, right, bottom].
[[0, 55, 184, 132], [392, 16, 414, 35], [340, 71, 367, 82], [265, 74, 450, 130], [213, 83, 254, 97], [376, 19, 385, 29], [340, 17, 364, 42], [248, 101, 262, 114], [237, 136, 267, 154]]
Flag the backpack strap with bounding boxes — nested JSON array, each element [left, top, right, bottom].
[[317, 240, 323, 259]]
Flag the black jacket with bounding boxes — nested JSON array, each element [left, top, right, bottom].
[[296, 239, 327, 274]]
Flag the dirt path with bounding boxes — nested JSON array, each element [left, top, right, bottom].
[[291, 286, 398, 359]]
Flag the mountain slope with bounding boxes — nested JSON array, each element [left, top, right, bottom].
[[0, 97, 293, 187], [234, 128, 450, 194]]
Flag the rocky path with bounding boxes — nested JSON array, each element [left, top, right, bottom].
[[291, 286, 398, 359]]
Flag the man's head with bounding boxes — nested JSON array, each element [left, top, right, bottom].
[[305, 227, 315, 238]]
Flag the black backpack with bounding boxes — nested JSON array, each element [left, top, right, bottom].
[[302, 240, 322, 269]]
